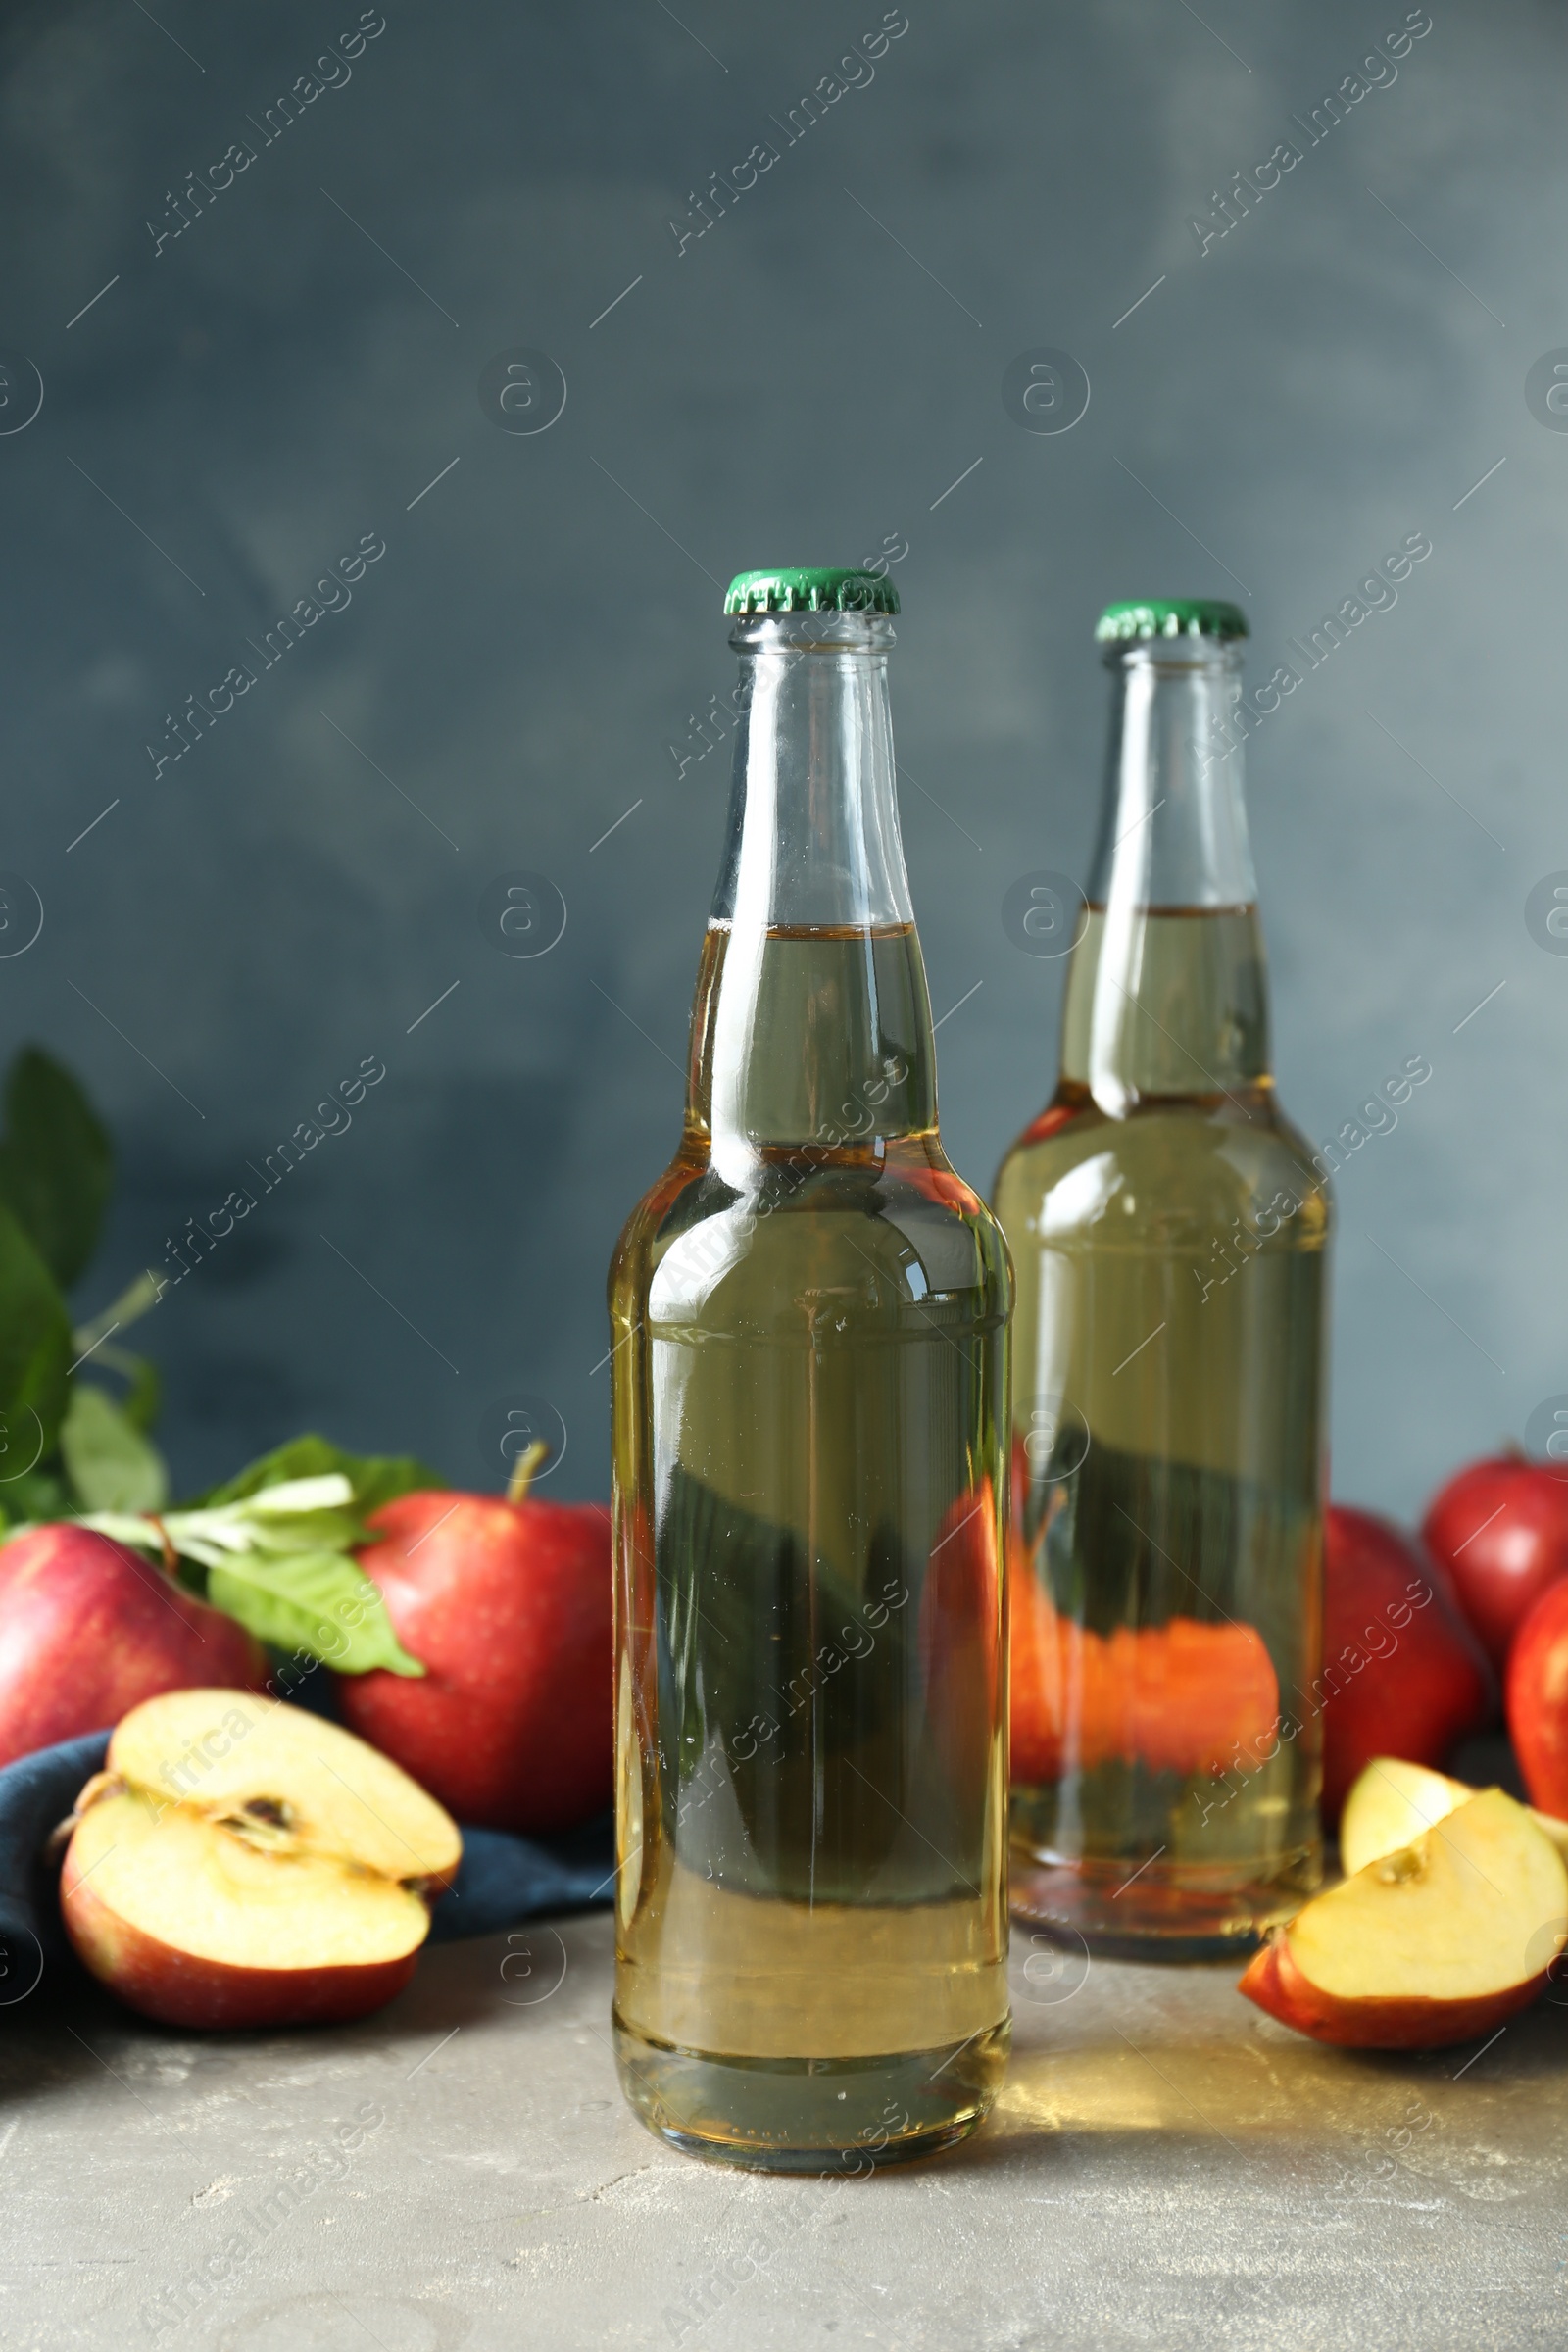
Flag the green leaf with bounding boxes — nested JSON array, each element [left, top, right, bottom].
[[59, 1382, 169, 1513], [196, 1433, 446, 1516], [206, 1547, 425, 1675], [218, 1504, 368, 1556], [0, 1199, 72, 1463], [0, 1048, 113, 1289]]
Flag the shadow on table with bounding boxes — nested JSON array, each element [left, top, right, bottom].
[[0, 1913, 611, 2115]]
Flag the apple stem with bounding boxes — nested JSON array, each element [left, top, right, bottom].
[[147, 1515, 178, 1574], [505, 1438, 551, 1508]]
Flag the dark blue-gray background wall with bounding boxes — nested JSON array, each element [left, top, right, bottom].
[[1, 0, 1559, 1512]]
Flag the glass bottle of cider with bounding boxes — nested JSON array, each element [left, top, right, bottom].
[[995, 599, 1330, 1956], [609, 567, 1012, 2168]]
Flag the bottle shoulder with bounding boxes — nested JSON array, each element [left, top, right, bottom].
[[611, 1136, 1012, 1327], [607, 1150, 693, 1305], [994, 1088, 1330, 1247]]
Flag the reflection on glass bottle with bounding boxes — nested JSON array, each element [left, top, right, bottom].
[[610, 568, 1012, 2168], [995, 600, 1330, 1956]]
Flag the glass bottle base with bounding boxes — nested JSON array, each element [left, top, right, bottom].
[[1009, 1844, 1319, 1962], [612, 2009, 1011, 2174]]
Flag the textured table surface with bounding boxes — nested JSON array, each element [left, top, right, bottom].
[[4, 1909, 1566, 2351]]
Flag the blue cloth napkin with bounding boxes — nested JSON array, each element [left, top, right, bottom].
[[0, 1731, 614, 2004]]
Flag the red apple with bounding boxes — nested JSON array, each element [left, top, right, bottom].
[[1319, 1506, 1493, 1823], [1240, 1788, 1567, 2048], [62, 1689, 460, 2029], [1507, 1576, 1568, 1818], [1422, 1453, 1568, 1671], [335, 1467, 612, 1834], [0, 1524, 266, 1770]]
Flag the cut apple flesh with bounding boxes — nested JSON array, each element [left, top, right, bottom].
[[1340, 1754, 1568, 1877], [106, 1688, 461, 1886], [1242, 1789, 1568, 2048], [1297, 1791, 1563, 2001], [61, 1689, 462, 2030], [1339, 1756, 1472, 1878]]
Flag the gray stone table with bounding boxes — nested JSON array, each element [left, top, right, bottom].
[[4, 1911, 1566, 2350]]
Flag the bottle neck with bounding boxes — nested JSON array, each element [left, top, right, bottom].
[[688, 611, 937, 1166], [1061, 639, 1271, 1113]]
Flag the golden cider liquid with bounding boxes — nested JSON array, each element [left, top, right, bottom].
[[610, 921, 1012, 2168], [995, 906, 1329, 1953]]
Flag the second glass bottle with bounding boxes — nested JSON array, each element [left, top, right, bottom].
[[996, 599, 1330, 1955]]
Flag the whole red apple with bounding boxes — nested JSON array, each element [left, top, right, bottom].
[[1506, 1576, 1568, 1818], [0, 1524, 267, 1770], [1319, 1505, 1494, 1823], [1421, 1453, 1568, 1672], [335, 1479, 612, 1834]]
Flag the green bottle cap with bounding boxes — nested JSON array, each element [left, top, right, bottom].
[[1095, 598, 1249, 643], [724, 567, 900, 616]]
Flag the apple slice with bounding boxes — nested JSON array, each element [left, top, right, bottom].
[[1340, 1754, 1568, 1877], [1339, 1756, 1472, 1878], [1240, 1788, 1568, 2048], [62, 1690, 461, 2030]]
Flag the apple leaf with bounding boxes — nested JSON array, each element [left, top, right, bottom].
[[59, 1381, 170, 1513], [0, 1198, 72, 1464], [207, 1546, 425, 1676], [196, 1433, 446, 1516], [0, 1047, 113, 1290], [216, 1500, 369, 1557]]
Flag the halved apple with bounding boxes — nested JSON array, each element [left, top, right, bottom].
[[1340, 1754, 1568, 1876], [1240, 1788, 1568, 2049], [61, 1690, 461, 2029]]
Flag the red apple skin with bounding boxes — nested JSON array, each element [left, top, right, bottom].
[[1507, 1577, 1568, 1818], [0, 1525, 267, 1770], [336, 1491, 612, 1835], [1422, 1455, 1568, 1673], [1239, 1932, 1549, 2050], [1320, 1507, 1494, 1825], [61, 1853, 417, 2029]]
